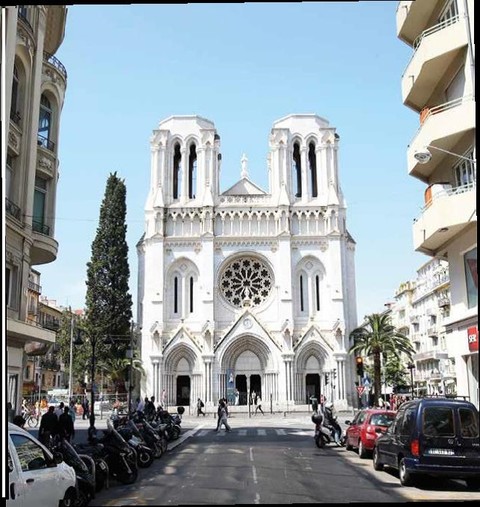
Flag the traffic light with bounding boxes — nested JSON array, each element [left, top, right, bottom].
[[324, 373, 330, 385], [355, 356, 364, 377]]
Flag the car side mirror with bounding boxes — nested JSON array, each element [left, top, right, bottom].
[[345, 420, 351, 425]]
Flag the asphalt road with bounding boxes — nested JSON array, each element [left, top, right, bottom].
[[28, 412, 479, 504]]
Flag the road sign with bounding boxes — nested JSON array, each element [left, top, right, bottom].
[[356, 386, 365, 397]]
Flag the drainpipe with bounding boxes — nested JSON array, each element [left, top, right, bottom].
[[463, 0, 475, 99]]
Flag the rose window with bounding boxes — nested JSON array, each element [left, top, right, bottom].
[[219, 256, 273, 308]]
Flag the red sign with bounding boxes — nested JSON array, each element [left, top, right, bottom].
[[467, 326, 478, 352], [356, 386, 365, 396]]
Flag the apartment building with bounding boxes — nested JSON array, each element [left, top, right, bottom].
[[4, 5, 68, 414], [396, 0, 477, 407]]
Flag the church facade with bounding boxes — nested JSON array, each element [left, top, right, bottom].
[[137, 114, 358, 411]]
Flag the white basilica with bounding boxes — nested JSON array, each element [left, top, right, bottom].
[[137, 114, 358, 411]]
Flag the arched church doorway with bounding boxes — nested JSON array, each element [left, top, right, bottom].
[[305, 373, 320, 404], [236, 375, 247, 405], [176, 375, 190, 406], [250, 374, 261, 403]]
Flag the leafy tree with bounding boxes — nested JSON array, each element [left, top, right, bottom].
[[349, 313, 415, 406], [84, 172, 133, 373]]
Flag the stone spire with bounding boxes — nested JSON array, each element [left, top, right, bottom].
[[241, 153, 249, 179]]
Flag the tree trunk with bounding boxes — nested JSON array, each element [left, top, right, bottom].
[[373, 352, 381, 407]]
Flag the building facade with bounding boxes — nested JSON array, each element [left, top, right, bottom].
[[4, 5, 68, 414], [138, 114, 358, 411], [396, 0, 477, 407]]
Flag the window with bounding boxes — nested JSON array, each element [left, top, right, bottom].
[[400, 408, 416, 435], [10, 65, 19, 121], [423, 407, 455, 436], [459, 408, 479, 438], [6, 265, 18, 309], [454, 150, 476, 187], [464, 247, 477, 309], [173, 143, 181, 199], [38, 95, 52, 147], [33, 176, 47, 232], [370, 413, 396, 426], [170, 264, 198, 318], [315, 275, 320, 311], [438, 0, 458, 24], [174, 276, 179, 314], [18, 5, 29, 21], [292, 142, 302, 198], [6, 155, 13, 199], [10, 434, 49, 472], [300, 275, 305, 312], [189, 276, 194, 313], [188, 144, 197, 199], [308, 142, 318, 197]]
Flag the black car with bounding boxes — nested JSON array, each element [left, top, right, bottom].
[[372, 397, 480, 489]]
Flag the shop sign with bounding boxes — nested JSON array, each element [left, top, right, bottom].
[[467, 326, 478, 352]]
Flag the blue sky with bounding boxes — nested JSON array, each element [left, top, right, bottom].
[[39, 2, 428, 321]]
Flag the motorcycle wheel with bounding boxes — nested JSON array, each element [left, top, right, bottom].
[[314, 434, 325, 448], [73, 486, 91, 507], [172, 426, 181, 440], [138, 448, 154, 468], [117, 466, 138, 485]]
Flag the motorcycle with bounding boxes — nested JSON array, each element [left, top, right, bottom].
[[115, 418, 155, 468], [73, 441, 110, 493], [88, 420, 138, 485], [49, 435, 96, 507], [312, 413, 346, 448], [152, 408, 181, 441], [131, 411, 166, 457]]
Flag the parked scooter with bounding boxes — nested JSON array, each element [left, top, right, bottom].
[[49, 435, 96, 507], [73, 441, 110, 493], [152, 408, 181, 441], [130, 411, 166, 457], [88, 420, 138, 485], [115, 418, 155, 468]]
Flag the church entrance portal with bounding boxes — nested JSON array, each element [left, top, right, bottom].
[[176, 375, 190, 406], [234, 374, 262, 405], [305, 373, 320, 404]]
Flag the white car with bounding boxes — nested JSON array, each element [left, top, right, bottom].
[[7, 422, 78, 506]]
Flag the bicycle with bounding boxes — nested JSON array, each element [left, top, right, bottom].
[[22, 409, 39, 428]]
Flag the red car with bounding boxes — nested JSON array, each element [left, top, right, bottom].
[[345, 409, 396, 458]]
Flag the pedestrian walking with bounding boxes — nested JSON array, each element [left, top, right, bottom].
[[137, 397, 145, 413], [216, 400, 231, 432], [255, 396, 265, 415], [58, 406, 75, 442], [54, 402, 65, 419], [144, 396, 155, 420], [81, 398, 89, 420], [251, 390, 256, 406], [38, 406, 59, 447], [197, 398, 206, 417]]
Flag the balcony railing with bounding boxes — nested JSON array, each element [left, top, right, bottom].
[[6, 198, 21, 221], [28, 280, 42, 293], [32, 220, 51, 236], [37, 133, 56, 152], [412, 15, 460, 50], [43, 51, 68, 81], [10, 110, 22, 126], [415, 181, 476, 218]]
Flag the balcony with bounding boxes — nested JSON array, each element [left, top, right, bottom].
[[438, 297, 450, 308], [414, 349, 449, 362], [31, 222, 58, 265], [37, 133, 56, 152], [28, 280, 42, 294], [6, 198, 22, 221], [427, 326, 438, 337], [407, 96, 476, 181], [401, 16, 469, 110], [396, 1, 439, 45], [413, 182, 476, 255]]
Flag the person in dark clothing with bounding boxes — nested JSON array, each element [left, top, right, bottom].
[[144, 396, 156, 420], [13, 415, 26, 428], [58, 406, 75, 442], [38, 406, 59, 446], [197, 398, 205, 417]]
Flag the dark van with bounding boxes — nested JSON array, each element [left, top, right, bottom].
[[372, 397, 480, 489]]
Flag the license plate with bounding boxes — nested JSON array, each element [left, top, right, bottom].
[[425, 448, 455, 455], [98, 462, 107, 470]]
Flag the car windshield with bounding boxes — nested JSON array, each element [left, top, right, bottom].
[[370, 413, 396, 426]]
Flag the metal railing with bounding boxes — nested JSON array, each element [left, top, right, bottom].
[[413, 15, 460, 50], [37, 133, 56, 152], [28, 280, 42, 293], [32, 220, 51, 236], [6, 198, 22, 221], [43, 51, 68, 81]]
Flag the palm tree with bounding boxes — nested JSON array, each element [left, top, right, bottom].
[[349, 313, 415, 407]]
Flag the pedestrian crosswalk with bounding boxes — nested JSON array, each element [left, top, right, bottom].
[[195, 428, 310, 438]]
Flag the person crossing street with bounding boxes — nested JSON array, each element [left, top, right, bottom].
[[197, 398, 206, 417]]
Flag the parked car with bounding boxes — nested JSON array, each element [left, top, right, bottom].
[[7, 422, 78, 506], [372, 397, 480, 489], [345, 409, 396, 458]]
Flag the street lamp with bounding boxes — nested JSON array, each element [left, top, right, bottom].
[[414, 145, 476, 165], [68, 310, 84, 401], [407, 362, 415, 399]]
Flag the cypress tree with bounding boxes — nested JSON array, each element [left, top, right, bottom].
[[85, 172, 133, 363]]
